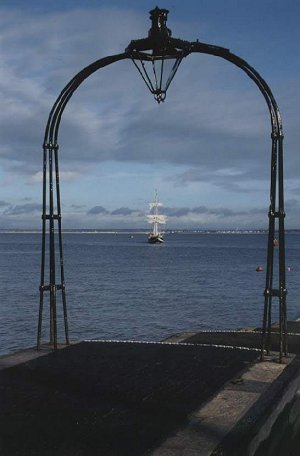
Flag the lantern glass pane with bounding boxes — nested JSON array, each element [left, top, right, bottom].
[[131, 52, 184, 103]]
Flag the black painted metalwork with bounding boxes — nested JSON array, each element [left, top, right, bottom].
[[126, 7, 191, 103], [38, 7, 287, 361]]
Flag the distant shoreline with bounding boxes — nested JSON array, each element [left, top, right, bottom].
[[1, 229, 300, 235]]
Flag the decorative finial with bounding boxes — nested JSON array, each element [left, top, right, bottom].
[[148, 7, 171, 39]]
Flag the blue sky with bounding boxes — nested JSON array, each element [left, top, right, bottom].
[[1, 0, 300, 229]]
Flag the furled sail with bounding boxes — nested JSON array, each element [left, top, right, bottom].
[[146, 214, 167, 224], [147, 191, 167, 242]]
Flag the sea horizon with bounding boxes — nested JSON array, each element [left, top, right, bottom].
[[1, 228, 300, 234]]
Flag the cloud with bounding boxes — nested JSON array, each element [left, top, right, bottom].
[[4, 203, 41, 215], [163, 205, 247, 219], [209, 207, 247, 217], [1, 198, 298, 229], [111, 207, 138, 216], [0, 7, 145, 173], [0, 201, 10, 208], [164, 207, 191, 217], [191, 206, 209, 214], [1, 5, 294, 179], [71, 204, 86, 209], [0, 4, 299, 231], [85, 203, 268, 223], [87, 206, 109, 215], [171, 166, 269, 192], [87, 206, 140, 216], [290, 187, 300, 195], [285, 199, 299, 210]]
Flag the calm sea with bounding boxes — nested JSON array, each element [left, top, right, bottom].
[[0, 232, 299, 356]]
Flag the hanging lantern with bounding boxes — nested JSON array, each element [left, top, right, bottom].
[[126, 7, 191, 103]]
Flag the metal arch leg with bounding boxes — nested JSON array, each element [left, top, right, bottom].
[[37, 147, 47, 350], [37, 143, 69, 350], [261, 135, 277, 360], [54, 146, 69, 345], [283, 298, 288, 356], [261, 132, 287, 363], [37, 290, 44, 350], [49, 147, 57, 349], [278, 134, 287, 359]]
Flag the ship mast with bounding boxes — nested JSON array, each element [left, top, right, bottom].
[[147, 190, 166, 236], [153, 190, 159, 235]]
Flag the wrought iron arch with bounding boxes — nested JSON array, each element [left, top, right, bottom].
[[37, 16, 286, 362]]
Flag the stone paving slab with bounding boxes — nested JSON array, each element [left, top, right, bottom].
[[150, 360, 287, 456]]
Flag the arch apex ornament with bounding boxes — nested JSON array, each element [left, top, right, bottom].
[[126, 7, 192, 103], [38, 7, 287, 362], [148, 7, 171, 39]]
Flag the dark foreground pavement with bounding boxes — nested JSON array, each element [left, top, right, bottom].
[[0, 340, 258, 456], [184, 321, 300, 354]]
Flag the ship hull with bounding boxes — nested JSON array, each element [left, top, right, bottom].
[[148, 234, 164, 244]]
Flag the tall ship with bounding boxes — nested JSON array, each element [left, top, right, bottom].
[[147, 190, 167, 243]]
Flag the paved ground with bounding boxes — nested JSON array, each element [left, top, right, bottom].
[[2, 324, 300, 456], [150, 358, 289, 456], [0, 340, 258, 456], [184, 321, 300, 354]]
